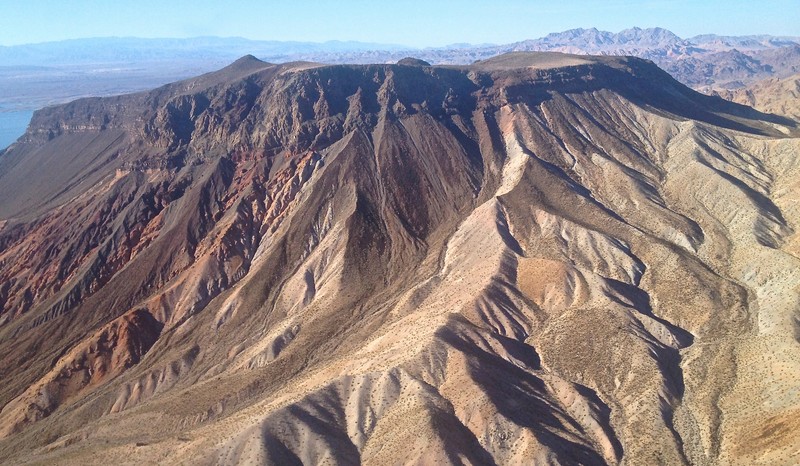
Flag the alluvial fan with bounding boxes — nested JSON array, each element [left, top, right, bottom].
[[0, 52, 799, 465]]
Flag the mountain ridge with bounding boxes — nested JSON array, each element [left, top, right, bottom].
[[2, 26, 798, 137], [0, 51, 799, 465], [3, 28, 798, 64]]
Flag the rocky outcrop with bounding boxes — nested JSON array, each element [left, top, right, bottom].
[[0, 52, 798, 465], [0, 309, 162, 437], [713, 74, 800, 121]]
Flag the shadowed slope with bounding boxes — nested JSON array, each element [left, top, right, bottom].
[[0, 52, 798, 465]]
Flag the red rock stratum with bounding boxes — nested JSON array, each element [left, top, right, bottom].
[[0, 52, 799, 465]]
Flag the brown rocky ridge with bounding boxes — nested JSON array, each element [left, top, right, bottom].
[[0, 52, 799, 465], [712, 74, 800, 122]]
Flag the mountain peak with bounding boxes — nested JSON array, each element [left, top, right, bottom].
[[227, 54, 270, 69], [0, 48, 798, 465], [233, 53, 263, 64]]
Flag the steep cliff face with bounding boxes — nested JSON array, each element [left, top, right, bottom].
[[0, 52, 799, 465]]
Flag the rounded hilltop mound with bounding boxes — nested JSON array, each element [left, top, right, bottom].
[[469, 51, 621, 71], [397, 57, 431, 66]]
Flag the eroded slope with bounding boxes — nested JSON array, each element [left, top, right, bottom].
[[0, 53, 798, 465]]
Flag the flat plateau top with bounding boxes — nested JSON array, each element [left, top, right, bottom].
[[235, 51, 630, 76], [466, 52, 599, 71]]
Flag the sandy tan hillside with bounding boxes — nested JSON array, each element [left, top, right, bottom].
[[0, 52, 799, 465], [713, 74, 800, 121]]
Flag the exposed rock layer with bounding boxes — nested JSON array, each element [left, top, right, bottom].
[[0, 52, 799, 465], [713, 74, 800, 122]]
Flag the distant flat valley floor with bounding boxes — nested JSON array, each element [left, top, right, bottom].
[[0, 111, 34, 150], [0, 60, 229, 150]]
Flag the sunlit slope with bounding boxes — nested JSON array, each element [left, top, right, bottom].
[[0, 53, 798, 465]]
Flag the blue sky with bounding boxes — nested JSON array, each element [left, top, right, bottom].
[[1, 0, 798, 47]]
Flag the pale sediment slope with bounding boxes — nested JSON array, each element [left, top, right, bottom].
[[0, 52, 798, 465], [713, 75, 800, 122]]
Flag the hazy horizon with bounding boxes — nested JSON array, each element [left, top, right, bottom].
[[1, 0, 798, 48], [3, 26, 800, 51]]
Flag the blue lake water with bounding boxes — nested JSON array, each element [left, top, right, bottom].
[[0, 111, 34, 150]]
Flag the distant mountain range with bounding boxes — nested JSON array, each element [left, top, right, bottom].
[[372, 27, 800, 89], [0, 37, 409, 66], [0, 28, 798, 112]]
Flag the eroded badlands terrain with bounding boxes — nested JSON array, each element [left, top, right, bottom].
[[0, 52, 798, 465]]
